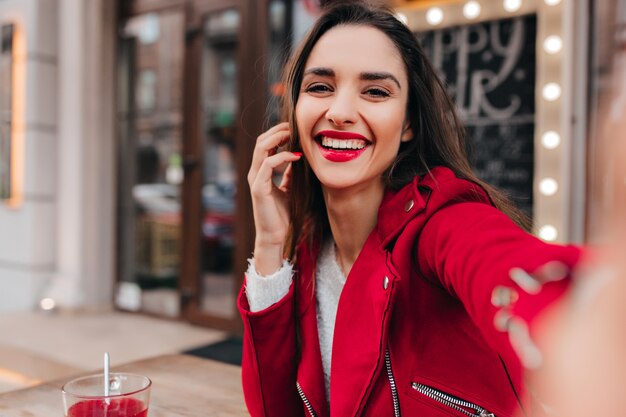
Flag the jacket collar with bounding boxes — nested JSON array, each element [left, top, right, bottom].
[[376, 174, 430, 248]]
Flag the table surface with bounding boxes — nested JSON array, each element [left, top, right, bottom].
[[0, 354, 248, 417]]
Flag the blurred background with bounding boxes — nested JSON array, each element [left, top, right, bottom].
[[0, 0, 624, 395]]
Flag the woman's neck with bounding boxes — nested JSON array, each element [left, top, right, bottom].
[[323, 181, 385, 276]]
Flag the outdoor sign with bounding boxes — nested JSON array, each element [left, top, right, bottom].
[[418, 15, 537, 217]]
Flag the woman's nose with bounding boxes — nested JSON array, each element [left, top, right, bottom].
[[325, 91, 357, 126]]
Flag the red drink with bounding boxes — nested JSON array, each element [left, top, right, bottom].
[[67, 398, 148, 417]]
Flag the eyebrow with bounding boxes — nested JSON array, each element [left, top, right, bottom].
[[303, 67, 402, 89], [360, 72, 401, 89]]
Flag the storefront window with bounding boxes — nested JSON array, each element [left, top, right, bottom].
[[117, 11, 185, 317], [198, 8, 240, 317]]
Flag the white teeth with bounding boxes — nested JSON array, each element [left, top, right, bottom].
[[320, 136, 366, 150]]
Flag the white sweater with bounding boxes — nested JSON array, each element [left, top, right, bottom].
[[245, 240, 345, 402]]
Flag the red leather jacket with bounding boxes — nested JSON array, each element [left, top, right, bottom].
[[238, 167, 582, 417]]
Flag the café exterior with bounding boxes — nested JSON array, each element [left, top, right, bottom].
[[0, 0, 621, 331]]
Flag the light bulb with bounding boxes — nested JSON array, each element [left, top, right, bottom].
[[40, 297, 56, 311], [463, 1, 482, 20], [543, 35, 563, 54], [503, 0, 523, 12], [539, 178, 559, 196], [544, 0, 562, 5], [538, 225, 558, 241], [542, 83, 562, 101], [541, 131, 561, 149], [426, 7, 444, 26]]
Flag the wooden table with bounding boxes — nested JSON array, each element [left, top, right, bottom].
[[0, 354, 248, 416]]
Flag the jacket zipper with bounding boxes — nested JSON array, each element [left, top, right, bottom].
[[411, 383, 495, 417], [385, 348, 401, 417], [296, 381, 318, 417]]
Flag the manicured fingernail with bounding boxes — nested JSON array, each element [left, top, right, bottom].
[[292, 152, 302, 157]]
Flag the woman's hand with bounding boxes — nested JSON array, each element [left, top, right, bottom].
[[523, 258, 624, 417], [247, 122, 302, 275]]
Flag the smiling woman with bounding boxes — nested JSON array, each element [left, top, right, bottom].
[[239, 2, 584, 417], [296, 25, 411, 201]]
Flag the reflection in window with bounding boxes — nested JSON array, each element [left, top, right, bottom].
[[137, 69, 157, 113], [200, 9, 240, 317], [117, 11, 184, 318]]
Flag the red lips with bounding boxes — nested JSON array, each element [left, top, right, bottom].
[[315, 130, 370, 163], [316, 130, 369, 141]]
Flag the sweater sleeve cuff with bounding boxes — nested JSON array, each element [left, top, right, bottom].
[[245, 258, 294, 312]]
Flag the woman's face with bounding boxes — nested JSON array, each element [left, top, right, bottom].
[[295, 24, 412, 193]]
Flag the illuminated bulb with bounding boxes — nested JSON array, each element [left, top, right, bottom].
[[395, 12, 408, 25], [463, 1, 482, 19], [40, 297, 56, 311], [544, 0, 562, 5], [542, 83, 561, 101], [539, 178, 559, 196], [503, 0, 523, 12], [541, 131, 561, 149], [538, 225, 558, 241], [426, 7, 444, 26], [543, 35, 563, 54]]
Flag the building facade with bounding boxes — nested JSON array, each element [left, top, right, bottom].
[[0, 0, 621, 331], [0, 0, 117, 312]]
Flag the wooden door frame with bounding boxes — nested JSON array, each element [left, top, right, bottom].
[[180, 0, 269, 332]]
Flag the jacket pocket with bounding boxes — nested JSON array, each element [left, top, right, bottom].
[[410, 382, 495, 417]]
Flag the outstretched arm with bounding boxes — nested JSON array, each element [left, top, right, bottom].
[[417, 202, 582, 371]]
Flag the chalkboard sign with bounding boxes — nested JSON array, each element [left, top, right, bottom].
[[417, 15, 537, 216]]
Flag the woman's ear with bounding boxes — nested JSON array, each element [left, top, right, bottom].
[[401, 121, 413, 143]]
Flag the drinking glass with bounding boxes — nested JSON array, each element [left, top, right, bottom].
[[62, 373, 151, 417]]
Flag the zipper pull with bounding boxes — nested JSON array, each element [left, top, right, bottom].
[[478, 412, 495, 417]]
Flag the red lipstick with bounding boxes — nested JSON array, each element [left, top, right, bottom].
[[317, 130, 369, 141], [315, 130, 369, 163], [317, 145, 366, 162]]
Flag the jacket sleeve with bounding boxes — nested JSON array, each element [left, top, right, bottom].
[[416, 201, 583, 369], [238, 279, 304, 417]]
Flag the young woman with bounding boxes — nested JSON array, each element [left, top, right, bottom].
[[240, 2, 582, 416]]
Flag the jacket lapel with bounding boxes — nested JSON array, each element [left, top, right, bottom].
[[295, 243, 330, 417], [330, 230, 397, 417]]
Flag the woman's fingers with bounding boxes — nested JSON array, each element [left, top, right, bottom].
[[248, 124, 300, 251], [250, 151, 302, 198], [248, 123, 291, 185], [278, 161, 294, 192]]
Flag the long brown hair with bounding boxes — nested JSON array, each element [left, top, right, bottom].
[[282, 1, 530, 260]]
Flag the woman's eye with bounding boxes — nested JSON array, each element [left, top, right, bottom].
[[305, 84, 332, 93], [365, 88, 391, 98]]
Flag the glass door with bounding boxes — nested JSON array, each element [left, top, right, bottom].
[[116, 7, 185, 317], [198, 8, 240, 318]]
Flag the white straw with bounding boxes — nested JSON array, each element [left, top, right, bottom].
[[104, 352, 110, 397]]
